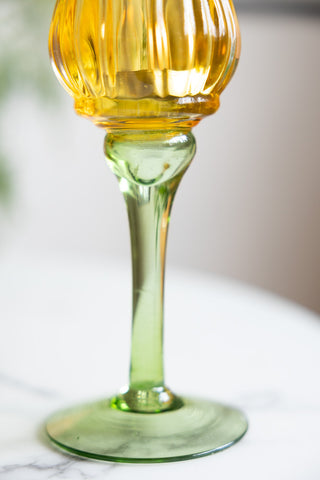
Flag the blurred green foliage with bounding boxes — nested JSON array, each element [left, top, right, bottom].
[[0, 155, 11, 205], [0, 0, 58, 205], [0, 0, 56, 100]]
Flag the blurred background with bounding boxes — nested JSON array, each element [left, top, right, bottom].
[[0, 0, 319, 313]]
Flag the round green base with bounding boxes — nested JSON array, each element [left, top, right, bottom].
[[45, 396, 248, 463]]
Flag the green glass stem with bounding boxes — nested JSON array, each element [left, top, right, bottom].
[[105, 131, 196, 413], [46, 129, 248, 462]]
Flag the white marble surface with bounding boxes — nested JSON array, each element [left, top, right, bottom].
[[1, 252, 320, 479]]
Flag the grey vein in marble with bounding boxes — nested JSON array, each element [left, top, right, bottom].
[[0, 373, 59, 399], [0, 456, 118, 479]]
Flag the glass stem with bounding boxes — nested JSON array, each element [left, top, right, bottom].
[[105, 130, 196, 412], [126, 181, 172, 390]]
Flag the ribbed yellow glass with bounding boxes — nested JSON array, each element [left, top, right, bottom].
[[49, 0, 240, 130]]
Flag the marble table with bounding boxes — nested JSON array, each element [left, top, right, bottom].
[[1, 252, 319, 479]]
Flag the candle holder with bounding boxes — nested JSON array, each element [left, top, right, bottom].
[[46, 0, 247, 462]]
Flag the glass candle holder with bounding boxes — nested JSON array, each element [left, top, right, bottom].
[[45, 0, 247, 462]]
